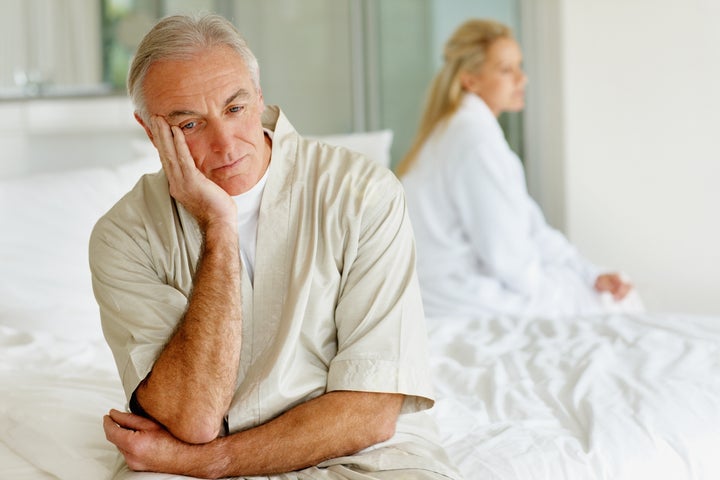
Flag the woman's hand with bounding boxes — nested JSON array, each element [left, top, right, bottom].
[[594, 272, 633, 301]]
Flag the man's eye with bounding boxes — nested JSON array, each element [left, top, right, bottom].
[[228, 105, 244, 113], [180, 121, 196, 130]]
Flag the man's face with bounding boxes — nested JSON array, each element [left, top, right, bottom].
[[141, 45, 269, 196]]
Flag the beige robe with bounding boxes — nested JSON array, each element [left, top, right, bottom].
[[90, 106, 461, 479]]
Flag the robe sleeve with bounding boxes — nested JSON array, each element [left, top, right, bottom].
[[527, 200, 601, 286], [328, 172, 434, 414], [88, 191, 191, 402]]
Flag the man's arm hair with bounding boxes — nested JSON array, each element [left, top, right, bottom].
[[132, 222, 243, 444]]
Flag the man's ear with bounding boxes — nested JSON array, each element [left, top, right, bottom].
[[134, 112, 156, 147]]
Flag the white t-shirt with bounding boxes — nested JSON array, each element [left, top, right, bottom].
[[232, 129, 272, 285], [233, 167, 268, 285]]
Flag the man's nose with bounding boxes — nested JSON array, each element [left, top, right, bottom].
[[209, 122, 235, 153]]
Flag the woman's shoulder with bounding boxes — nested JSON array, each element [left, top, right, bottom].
[[452, 94, 504, 136], [434, 105, 503, 163]]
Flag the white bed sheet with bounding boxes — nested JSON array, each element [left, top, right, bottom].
[[2, 312, 719, 480], [0, 326, 124, 479], [427, 312, 720, 480]]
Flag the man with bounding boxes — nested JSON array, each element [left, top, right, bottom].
[[89, 14, 460, 479]]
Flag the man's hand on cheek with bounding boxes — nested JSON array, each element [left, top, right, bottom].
[[150, 115, 237, 230]]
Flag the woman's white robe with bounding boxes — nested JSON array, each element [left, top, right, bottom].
[[402, 93, 643, 318]]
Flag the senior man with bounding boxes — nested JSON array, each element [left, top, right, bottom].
[[89, 13, 460, 480]]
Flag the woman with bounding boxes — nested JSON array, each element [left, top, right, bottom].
[[398, 19, 643, 318]]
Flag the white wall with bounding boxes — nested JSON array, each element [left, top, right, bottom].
[[523, 0, 720, 315]]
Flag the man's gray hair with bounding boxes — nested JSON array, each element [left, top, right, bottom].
[[127, 14, 260, 120]]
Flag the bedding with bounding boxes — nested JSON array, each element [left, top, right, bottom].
[[427, 312, 720, 479], [2, 132, 720, 480]]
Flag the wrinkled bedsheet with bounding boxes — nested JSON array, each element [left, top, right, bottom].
[[2, 311, 720, 479], [427, 312, 720, 479], [0, 326, 123, 479]]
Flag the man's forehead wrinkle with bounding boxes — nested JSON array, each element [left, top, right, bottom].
[[160, 87, 253, 120]]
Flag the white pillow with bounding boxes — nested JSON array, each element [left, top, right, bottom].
[[306, 129, 394, 168], [0, 158, 157, 341]]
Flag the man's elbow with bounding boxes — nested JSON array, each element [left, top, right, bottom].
[[172, 421, 222, 445], [131, 389, 222, 444], [373, 414, 398, 444], [364, 392, 403, 446], [157, 406, 224, 444], [362, 405, 400, 448]]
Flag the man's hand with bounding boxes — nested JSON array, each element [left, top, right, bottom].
[[151, 115, 237, 231], [594, 272, 633, 301], [103, 409, 209, 477]]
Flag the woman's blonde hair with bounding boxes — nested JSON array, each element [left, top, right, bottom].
[[395, 19, 513, 177]]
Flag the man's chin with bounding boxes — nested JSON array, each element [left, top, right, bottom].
[[218, 175, 255, 197]]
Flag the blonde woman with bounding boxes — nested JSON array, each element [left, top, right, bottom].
[[398, 19, 643, 318]]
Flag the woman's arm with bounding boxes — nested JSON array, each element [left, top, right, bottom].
[[451, 143, 543, 294]]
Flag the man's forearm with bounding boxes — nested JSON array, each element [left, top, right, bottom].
[[203, 391, 403, 477], [106, 391, 404, 478], [135, 222, 243, 443]]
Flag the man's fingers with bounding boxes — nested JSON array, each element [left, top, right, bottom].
[[108, 408, 159, 431], [151, 117, 199, 181], [169, 125, 204, 180], [103, 413, 149, 471], [150, 116, 179, 174], [104, 413, 130, 445]]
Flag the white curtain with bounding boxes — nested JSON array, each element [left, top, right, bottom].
[[0, 0, 28, 89], [0, 0, 102, 91]]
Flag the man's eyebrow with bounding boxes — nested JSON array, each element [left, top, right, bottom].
[[224, 88, 252, 106], [166, 89, 253, 120], [166, 109, 197, 120]]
